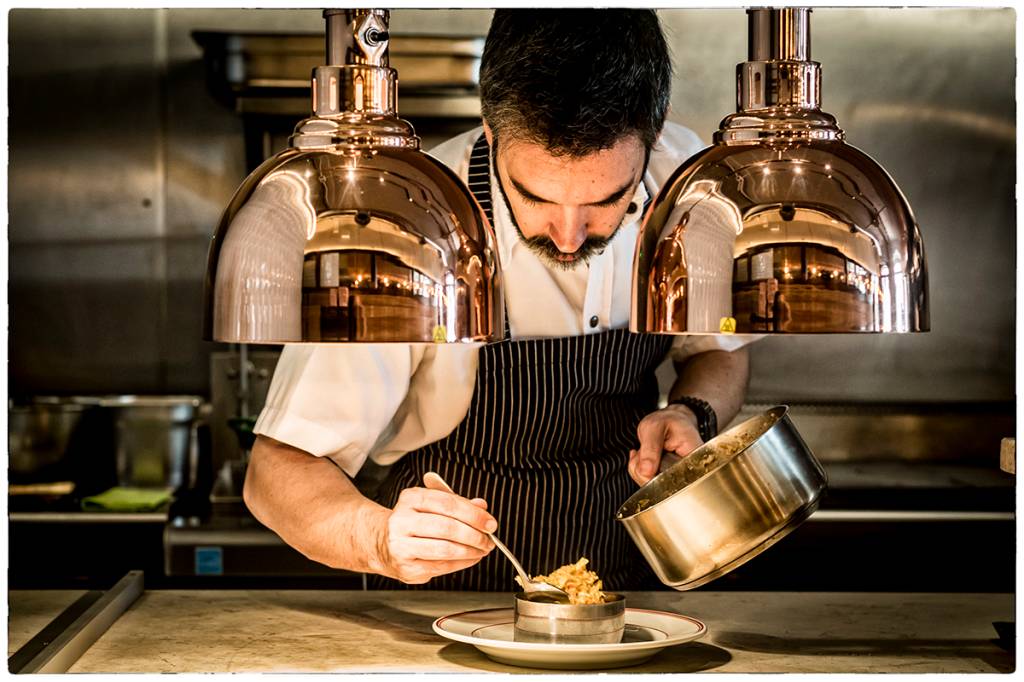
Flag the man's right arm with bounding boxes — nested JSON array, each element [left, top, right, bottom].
[[244, 435, 497, 583]]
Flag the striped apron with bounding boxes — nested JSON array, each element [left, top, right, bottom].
[[369, 134, 673, 591]]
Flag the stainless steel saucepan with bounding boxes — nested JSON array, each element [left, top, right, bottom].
[[616, 405, 826, 590]]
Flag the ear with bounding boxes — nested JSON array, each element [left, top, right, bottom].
[[482, 120, 494, 147]]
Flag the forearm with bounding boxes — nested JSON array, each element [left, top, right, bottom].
[[668, 347, 750, 429], [243, 435, 390, 574]]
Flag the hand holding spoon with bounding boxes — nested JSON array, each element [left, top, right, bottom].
[[423, 471, 570, 602]]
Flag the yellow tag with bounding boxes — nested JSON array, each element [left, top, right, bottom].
[[432, 325, 448, 343], [718, 317, 737, 334]]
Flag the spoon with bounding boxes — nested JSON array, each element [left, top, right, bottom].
[[423, 471, 570, 602]]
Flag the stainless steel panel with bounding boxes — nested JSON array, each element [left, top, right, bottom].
[[728, 402, 1014, 462], [9, 241, 167, 394], [166, 237, 221, 392], [8, 10, 163, 243], [8, 9, 168, 395]]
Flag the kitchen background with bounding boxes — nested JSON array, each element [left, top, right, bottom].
[[8, 7, 1014, 402], [6, 8, 1016, 592]]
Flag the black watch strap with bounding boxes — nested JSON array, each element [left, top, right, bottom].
[[669, 396, 718, 442]]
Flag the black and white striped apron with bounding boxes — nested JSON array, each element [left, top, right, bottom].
[[370, 134, 673, 591]]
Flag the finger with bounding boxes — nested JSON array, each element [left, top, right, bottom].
[[407, 512, 495, 552], [407, 556, 488, 580], [401, 487, 498, 533], [422, 471, 455, 494], [419, 477, 496, 528], [401, 536, 492, 562], [659, 450, 684, 472], [664, 423, 703, 455], [635, 418, 668, 481]]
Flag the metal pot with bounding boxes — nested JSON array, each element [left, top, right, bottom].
[[8, 398, 89, 482], [93, 396, 210, 493], [616, 405, 827, 590]]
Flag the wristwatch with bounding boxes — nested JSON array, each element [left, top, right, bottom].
[[669, 396, 718, 442]]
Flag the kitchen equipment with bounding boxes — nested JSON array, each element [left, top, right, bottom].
[[227, 416, 257, 453], [8, 398, 89, 484], [192, 31, 483, 98], [203, 9, 503, 344], [7, 397, 122, 500], [513, 592, 625, 644], [617, 405, 826, 590], [212, 415, 257, 500], [432, 607, 707, 669], [422, 471, 570, 601], [95, 396, 210, 493], [632, 7, 928, 334]]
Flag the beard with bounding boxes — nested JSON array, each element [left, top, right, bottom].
[[513, 230, 612, 271], [491, 139, 621, 271]]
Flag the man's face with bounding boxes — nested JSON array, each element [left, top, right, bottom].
[[486, 124, 646, 270]]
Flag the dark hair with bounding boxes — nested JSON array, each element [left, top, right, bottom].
[[479, 9, 672, 157]]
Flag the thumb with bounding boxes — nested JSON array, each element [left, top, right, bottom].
[[423, 471, 455, 494], [635, 421, 667, 482], [424, 471, 490, 510]]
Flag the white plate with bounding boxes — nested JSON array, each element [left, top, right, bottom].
[[432, 607, 707, 670]]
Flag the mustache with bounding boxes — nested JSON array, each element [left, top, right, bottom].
[[519, 234, 611, 270]]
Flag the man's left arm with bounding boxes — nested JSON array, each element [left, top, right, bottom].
[[628, 347, 750, 485]]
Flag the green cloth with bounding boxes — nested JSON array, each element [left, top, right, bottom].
[[81, 487, 172, 512]]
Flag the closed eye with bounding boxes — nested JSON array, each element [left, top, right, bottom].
[[510, 175, 634, 208], [590, 189, 630, 208]]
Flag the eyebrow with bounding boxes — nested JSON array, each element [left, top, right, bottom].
[[508, 173, 637, 208]]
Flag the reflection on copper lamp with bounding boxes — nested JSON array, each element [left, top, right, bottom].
[[632, 7, 928, 334], [204, 9, 503, 343]]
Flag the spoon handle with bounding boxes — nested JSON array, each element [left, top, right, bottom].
[[487, 534, 532, 585], [422, 471, 534, 587]]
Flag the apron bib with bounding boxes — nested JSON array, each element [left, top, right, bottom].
[[370, 134, 671, 591]]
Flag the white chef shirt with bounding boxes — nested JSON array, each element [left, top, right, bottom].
[[255, 122, 758, 477]]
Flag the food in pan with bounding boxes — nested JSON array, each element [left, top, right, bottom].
[[517, 557, 607, 604], [620, 416, 771, 517]]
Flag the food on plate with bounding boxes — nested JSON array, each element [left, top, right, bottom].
[[517, 557, 607, 604]]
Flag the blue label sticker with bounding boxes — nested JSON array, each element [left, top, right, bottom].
[[195, 546, 223, 575]]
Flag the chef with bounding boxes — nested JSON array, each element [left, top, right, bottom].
[[244, 9, 756, 590]]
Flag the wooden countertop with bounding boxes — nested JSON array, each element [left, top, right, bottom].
[[66, 590, 1012, 673]]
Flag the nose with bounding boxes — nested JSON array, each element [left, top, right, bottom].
[[548, 206, 588, 253]]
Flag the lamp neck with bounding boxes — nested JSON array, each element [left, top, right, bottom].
[[716, 6, 842, 145], [325, 9, 390, 67], [313, 9, 396, 117], [738, 8, 820, 112]]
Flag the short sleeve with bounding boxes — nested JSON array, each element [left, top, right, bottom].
[[254, 344, 423, 477]]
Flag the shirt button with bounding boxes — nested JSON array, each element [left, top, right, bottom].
[[589, 315, 599, 329]]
